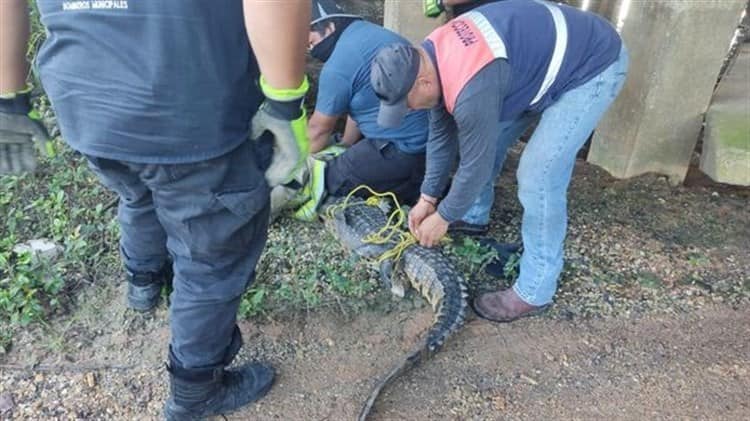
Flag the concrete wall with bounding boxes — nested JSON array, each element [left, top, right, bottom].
[[383, 0, 440, 44], [588, 0, 746, 184], [700, 42, 750, 186]]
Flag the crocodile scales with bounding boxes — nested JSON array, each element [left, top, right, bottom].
[[322, 197, 469, 420]]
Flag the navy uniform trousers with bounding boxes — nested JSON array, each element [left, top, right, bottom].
[[325, 138, 425, 205], [86, 138, 270, 369]]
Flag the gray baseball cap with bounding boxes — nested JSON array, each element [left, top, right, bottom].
[[371, 43, 421, 128]]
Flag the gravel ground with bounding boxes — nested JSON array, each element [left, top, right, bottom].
[[1, 144, 748, 420]]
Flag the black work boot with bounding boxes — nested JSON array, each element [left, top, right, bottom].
[[164, 360, 275, 420], [126, 262, 172, 312]]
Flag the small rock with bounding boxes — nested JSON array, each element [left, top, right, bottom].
[[491, 394, 507, 411], [85, 372, 97, 388], [519, 374, 538, 386], [364, 333, 386, 345], [33, 373, 44, 383], [0, 393, 14, 414], [12, 239, 63, 262]]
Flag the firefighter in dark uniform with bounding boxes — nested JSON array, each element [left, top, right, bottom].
[[0, 0, 311, 418]]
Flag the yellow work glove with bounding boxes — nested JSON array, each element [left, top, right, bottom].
[[251, 75, 310, 187], [0, 86, 49, 175], [423, 0, 446, 17]]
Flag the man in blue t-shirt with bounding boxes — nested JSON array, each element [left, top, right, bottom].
[[0, 0, 311, 418], [288, 0, 430, 221]]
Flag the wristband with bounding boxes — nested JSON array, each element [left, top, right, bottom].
[[259, 75, 309, 102]]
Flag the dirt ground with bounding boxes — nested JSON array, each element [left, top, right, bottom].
[[1, 145, 748, 420], [1, 289, 748, 420]]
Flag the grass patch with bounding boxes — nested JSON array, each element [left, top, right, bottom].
[[0, 140, 121, 351], [636, 271, 664, 290], [240, 221, 380, 319], [444, 236, 497, 276]]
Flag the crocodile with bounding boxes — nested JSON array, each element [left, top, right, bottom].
[[321, 197, 469, 421]]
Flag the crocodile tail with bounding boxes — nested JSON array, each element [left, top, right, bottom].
[[425, 277, 468, 352], [357, 343, 429, 421]]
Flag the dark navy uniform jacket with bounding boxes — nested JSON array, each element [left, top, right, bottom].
[[36, 0, 261, 164]]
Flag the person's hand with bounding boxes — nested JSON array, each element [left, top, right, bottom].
[[251, 75, 310, 187], [408, 195, 437, 237], [422, 0, 445, 18], [0, 88, 49, 175], [416, 212, 449, 247]]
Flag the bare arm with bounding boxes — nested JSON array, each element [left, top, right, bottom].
[[341, 116, 362, 146], [243, 1, 310, 90], [308, 111, 339, 153], [0, 0, 29, 94]]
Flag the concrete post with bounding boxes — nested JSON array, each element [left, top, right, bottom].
[[588, 0, 746, 184], [564, 0, 584, 9], [588, 0, 620, 21], [383, 0, 440, 44], [700, 42, 750, 186]]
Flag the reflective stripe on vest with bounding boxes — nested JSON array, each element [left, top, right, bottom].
[[530, 0, 568, 106], [427, 12, 508, 114], [463, 11, 508, 59], [429, 1, 569, 113]]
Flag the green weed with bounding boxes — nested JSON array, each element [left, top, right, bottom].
[[446, 237, 498, 275], [238, 287, 267, 318], [239, 225, 379, 319], [636, 271, 663, 289], [0, 247, 64, 326], [503, 251, 522, 281], [0, 140, 119, 349]]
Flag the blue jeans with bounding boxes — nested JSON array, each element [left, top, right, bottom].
[[470, 46, 629, 305]]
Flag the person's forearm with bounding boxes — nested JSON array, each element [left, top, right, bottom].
[[243, 1, 310, 90], [421, 139, 455, 199], [437, 139, 495, 223], [421, 108, 457, 199], [341, 116, 361, 145], [308, 112, 338, 153], [308, 123, 333, 153], [0, 0, 30, 94]]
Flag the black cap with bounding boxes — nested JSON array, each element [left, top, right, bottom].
[[311, 0, 361, 25]]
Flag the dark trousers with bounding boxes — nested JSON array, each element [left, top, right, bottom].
[[85, 140, 270, 369], [325, 139, 425, 205]]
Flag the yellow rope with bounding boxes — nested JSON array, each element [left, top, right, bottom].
[[326, 185, 419, 264]]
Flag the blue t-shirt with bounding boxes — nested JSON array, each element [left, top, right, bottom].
[[35, 0, 261, 164], [315, 21, 428, 154]]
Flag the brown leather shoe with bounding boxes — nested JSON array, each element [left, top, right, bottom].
[[471, 288, 550, 323]]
